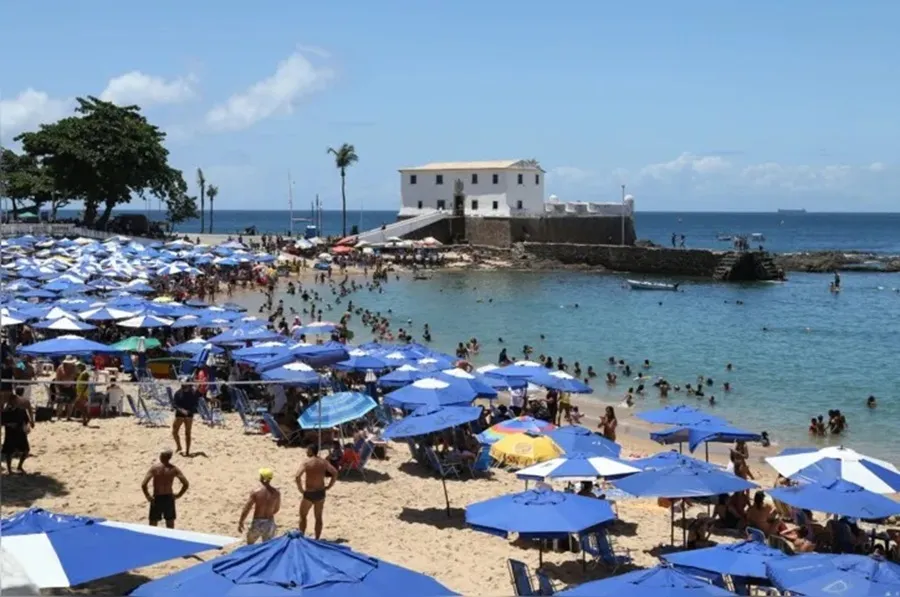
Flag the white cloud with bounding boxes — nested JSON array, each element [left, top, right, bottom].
[[99, 71, 196, 106], [640, 152, 731, 179], [0, 89, 71, 138], [205, 50, 334, 132], [868, 161, 886, 172], [549, 166, 594, 183]]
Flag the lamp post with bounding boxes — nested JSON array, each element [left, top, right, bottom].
[[620, 184, 626, 246]]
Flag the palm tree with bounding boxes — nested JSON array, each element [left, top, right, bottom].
[[196, 167, 206, 234], [207, 184, 218, 234], [326, 143, 359, 236]]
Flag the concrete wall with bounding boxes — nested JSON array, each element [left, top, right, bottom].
[[522, 243, 723, 277], [462, 216, 635, 247]]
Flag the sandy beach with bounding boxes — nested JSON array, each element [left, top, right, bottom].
[[4, 390, 779, 596]]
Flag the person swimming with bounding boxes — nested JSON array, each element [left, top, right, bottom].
[[867, 395, 877, 408]]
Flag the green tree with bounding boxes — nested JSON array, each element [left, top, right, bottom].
[[15, 96, 184, 228], [165, 190, 199, 232], [326, 143, 358, 236], [196, 168, 206, 233], [206, 184, 218, 233], [0, 148, 67, 218]]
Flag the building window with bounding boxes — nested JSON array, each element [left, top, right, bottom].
[[410, 174, 417, 184], [435, 174, 443, 185], [517, 173, 524, 185], [471, 173, 478, 184], [437, 200, 446, 210], [492, 201, 499, 210], [417, 201, 423, 209], [535, 174, 540, 184], [516, 200, 523, 210], [492, 174, 499, 184], [471, 200, 479, 210]]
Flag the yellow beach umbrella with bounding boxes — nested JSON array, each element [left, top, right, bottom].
[[489, 432, 563, 467]]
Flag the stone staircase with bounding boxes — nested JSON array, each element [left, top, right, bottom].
[[713, 252, 739, 280], [755, 253, 785, 281]]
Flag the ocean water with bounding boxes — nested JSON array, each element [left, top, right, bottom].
[[64, 209, 900, 254], [245, 268, 900, 462]]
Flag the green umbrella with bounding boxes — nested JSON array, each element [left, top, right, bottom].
[[112, 336, 162, 352]]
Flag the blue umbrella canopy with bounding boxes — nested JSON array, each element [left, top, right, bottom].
[[546, 425, 621, 458], [130, 531, 456, 597], [650, 422, 761, 453], [435, 368, 498, 399], [17, 334, 116, 357], [516, 452, 641, 482], [559, 564, 736, 596], [33, 318, 97, 332], [209, 325, 284, 345], [466, 487, 615, 539], [383, 377, 477, 410], [381, 405, 482, 440], [787, 455, 900, 495], [766, 553, 900, 597], [333, 352, 392, 372], [1, 508, 234, 589], [377, 364, 427, 388], [612, 463, 757, 498], [260, 361, 324, 387], [767, 477, 900, 520], [629, 451, 719, 471], [169, 338, 224, 356], [637, 405, 727, 426], [298, 392, 378, 429], [662, 539, 788, 580], [485, 361, 547, 380], [528, 369, 594, 394]]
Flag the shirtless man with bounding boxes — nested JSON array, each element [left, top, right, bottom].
[[141, 449, 189, 528], [296, 445, 337, 539], [238, 468, 281, 543]]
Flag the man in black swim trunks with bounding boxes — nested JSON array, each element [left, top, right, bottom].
[[141, 449, 189, 528], [172, 381, 200, 456], [296, 444, 337, 539]]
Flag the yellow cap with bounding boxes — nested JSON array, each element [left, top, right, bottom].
[[259, 468, 274, 481]]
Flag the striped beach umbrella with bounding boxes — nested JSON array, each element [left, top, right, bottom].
[[298, 391, 378, 429], [477, 416, 556, 445]]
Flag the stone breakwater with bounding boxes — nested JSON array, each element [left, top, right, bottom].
[[518, 243, 723, 277]]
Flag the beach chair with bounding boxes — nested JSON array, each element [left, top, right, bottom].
[[405, 439, 420, 463], [137, 396, 167, 427], [260, 412, 303, 446], [535, 570, 556, 596], [374, 404, 394, 427], [424, 446, 461, 479], [197, 397, 225, 427], [235, 398, 264, 433], [767, 534, 796, 555], [164, 387, 176, 408], [471, 445, 494, 475], [507, 559, 536, 596], [342, 440, 374, 479], [746, 526, 767, 543], [580, 529, 631, 572]]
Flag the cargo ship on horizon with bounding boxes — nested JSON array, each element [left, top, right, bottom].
[[777, 208, 807, 214]]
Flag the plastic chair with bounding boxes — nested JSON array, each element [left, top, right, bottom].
[[260, 412, 302, 446], [535, 569, 556, 596], [507, 559, 536, 596], [746, 526, 767, 543]]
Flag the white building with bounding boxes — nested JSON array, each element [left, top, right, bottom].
[[398, 159, 545, 218]]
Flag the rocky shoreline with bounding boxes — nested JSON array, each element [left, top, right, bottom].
[[437, 245, 900, 274]]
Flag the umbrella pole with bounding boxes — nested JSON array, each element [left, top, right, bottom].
[[705, 444, 711, 517], [539, 541, 543, 568], [441, 475, 450, 517], [682, 506, 687, 547], [670, 504, 675, 545]]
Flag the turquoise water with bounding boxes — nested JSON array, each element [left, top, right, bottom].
[[277, 270, 900, 461]]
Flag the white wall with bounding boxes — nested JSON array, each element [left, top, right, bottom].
[[399, 168, 544, 217]]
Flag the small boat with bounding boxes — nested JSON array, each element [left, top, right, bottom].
[[627, 279, 680, 291], [750, 233, 766, 242], [413, 271, 433, 280], [716, 234, 734, 241]]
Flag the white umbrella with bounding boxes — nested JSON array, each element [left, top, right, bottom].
[[766, 446, 900, 494], [0, 547, 40, 595], [516, 454, 641, 482]]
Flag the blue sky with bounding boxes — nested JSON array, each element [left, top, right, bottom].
[[2, 1, 898, 212]]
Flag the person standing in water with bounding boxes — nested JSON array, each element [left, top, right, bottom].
[[141, 449, 189, 528], [296, 445, 337, 539], [238, 468, 281, 543]]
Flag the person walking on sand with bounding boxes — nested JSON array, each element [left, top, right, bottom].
[[141, 449, 189, 528], [296, 445, 337, 539], [238, 468, 281, 544], [172, 381, 200, 456]]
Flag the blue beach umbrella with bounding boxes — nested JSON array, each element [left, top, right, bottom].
[[474, 365, 528, 390], [131, 531, 456, 597], [529, 369, 594, 393], [79, 306, 138, 321], [486, 360, 547, 380], [383, 377, 477, 410], [629, 450, 719, 471], [613, 463, 757, 498], [435, 368, 498, 398], [662, 539, 788, 580], [170, 338, 224, 356], [209, 325, 284, 345], [17, 334, 116, 357], [17, 288, 57, 299], [260, 361, 324, 387], [117, 313, 174, 329], [298, 392, 378, 429], [546, 425, 621, 458], [33, 318, 97, 332], [767, 477, 900, 520], [381, 405, 482, 440], [516, 452, 641, 482], [466, 487, 615, 565], [637, 405, 727, 426], [1, 508, 234, 590], [766, 553, 900, 597], [766, 446, 900, 494], [651, 422, 762, 453], [377, 364, 427, 388], [559, 563, 737, 596], [333, 351, 392, 372], [293, 321, 339, 337]]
